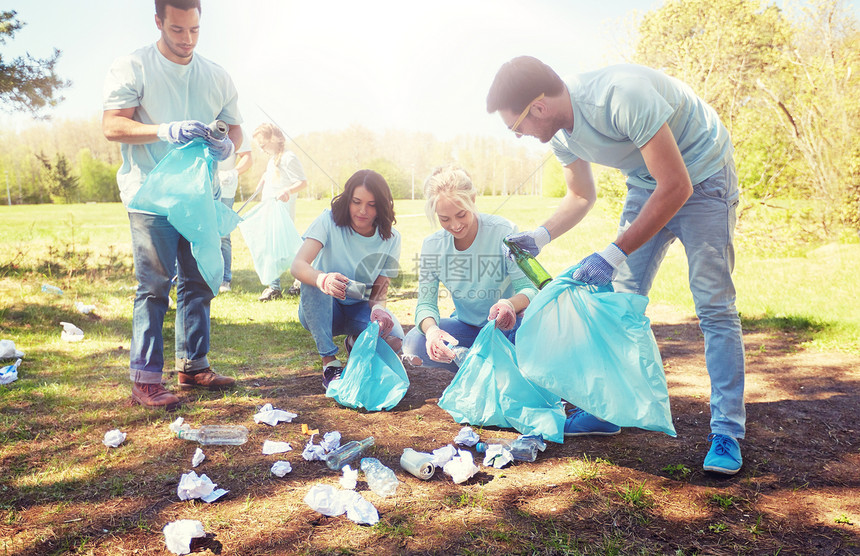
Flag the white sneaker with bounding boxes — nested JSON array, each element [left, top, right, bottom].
[[219, 282, 231, 293]]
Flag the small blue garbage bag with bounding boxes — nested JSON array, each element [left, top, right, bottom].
[[438, 321, 566, 443], [128, 141, 239, 296], [237, 199, 303, 285], [515, 266, 676, 436], [327, 321, 410, 411]]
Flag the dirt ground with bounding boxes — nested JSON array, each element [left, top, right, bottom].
[[2, 304, 858, 555]]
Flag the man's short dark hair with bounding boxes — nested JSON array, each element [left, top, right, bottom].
[[155, 0, 202, 20], [486, 56, 565, 114]]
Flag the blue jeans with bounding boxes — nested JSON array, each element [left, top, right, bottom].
[[297, 283, 405, 358], [402, 315, 521, 373], [128, 213, 213, 384], [219, 196, 234, 283], [613, 162, 746, 439]]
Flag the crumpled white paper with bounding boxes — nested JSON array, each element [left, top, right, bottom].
[[163, 519, 205, 555], [271, 460, 292, 477], [320, 431, 341, 452], [60, 321, 84, 342], [339, 464, 358, 490], [303, 484, 379, 525], [177, 471, 228, 502], [262, 440, 292, 455], [443, 450, 480, 484], [0, 358, 21, 385], [302, 434, 326, 461], [482, 444, 514, 469], [102, 429, 126, 448], [454, 426, 480, 447], [191, 447, 205, 468], [0, 340, 24, 360], [74, 301, 96, 315], [431, 444, 458, 467], [253, 403, 298, 426]]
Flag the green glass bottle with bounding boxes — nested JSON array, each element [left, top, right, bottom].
[[503, 239, 553, 289]]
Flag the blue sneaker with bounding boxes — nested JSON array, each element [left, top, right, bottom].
[[564, 408, 621, 437], [703, 433, 742, 475]]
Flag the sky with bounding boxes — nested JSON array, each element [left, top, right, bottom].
[[3, 0, 661, 145]]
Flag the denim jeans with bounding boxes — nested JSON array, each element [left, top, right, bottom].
[[402, 315, 522, 373], [128, 213, 213, 384], [219, 196, 234, 283], [613, 162, 746, 439], [297, 283, 405, 358]]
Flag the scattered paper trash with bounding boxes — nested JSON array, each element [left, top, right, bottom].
[[60, 322, 84, 342], [0, 340, 24, 360], [340, 464, 358, 490], [341, 489, 379, 525], [271, 460, 292, 477], [262, 440, 292, 455], [177, 471, 227, 502], [303, 484, 379, 525], [482, 444, 514, 469], [454, 426, 480, 447], [191, 447, 205, 468], [431, 444, 457, 467], [443, 450, 480, 484], [102, 429, 127, 448], [0, 358, 21, 385], [163, 519, 205, 555], [302, 434, 326, 461], [74, 301, 96, 315], [320, 431, 341, 452], [253, 403, 298, 426]]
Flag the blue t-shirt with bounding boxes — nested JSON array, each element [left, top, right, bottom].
[[415, 213, 537, 328], [103, 43, 243, 206], [303, 209, 401, 305], [550, 64, 733, 189]]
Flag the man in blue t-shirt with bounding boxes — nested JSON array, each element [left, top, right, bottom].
[[487, 56, 745, 475], [103, 0, 242, 410]]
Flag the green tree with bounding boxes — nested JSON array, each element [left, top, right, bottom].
[[78, 148, 120, 202], [37, 151, 78, 203], [0, 10, 70, 117]]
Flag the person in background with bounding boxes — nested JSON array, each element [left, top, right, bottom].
[[401, 164, 537, 372], [487, 55, 745, 475], [290, 169, 404, 389], [217, 128, 252, 293], [102, 0, 241, 410], [251, 123, 308, 301]]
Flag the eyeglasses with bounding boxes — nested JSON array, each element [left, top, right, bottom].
[[509, 93, 544, 137]]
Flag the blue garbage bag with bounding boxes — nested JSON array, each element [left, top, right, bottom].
[[128, 141, 239, 296], [327, 321, 410, 411], [438, 321, 567, 443], [237, 199, 303, 285], [515, 266, 676, 436]]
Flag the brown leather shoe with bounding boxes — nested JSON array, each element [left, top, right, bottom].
[[131, 382, 181, 411], [178, 368, 236, 390]]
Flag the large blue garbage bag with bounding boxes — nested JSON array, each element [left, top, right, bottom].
[[128, 141, 238, 296], [327, 321, 410, 411], [237, 199, 303, 285], [438, 321, 566, 443], [515, 266, 676, 436]]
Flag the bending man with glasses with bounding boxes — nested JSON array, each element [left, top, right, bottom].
[[487, 56, 745, 476]]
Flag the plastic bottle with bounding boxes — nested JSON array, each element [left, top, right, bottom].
[[475, 435, 546, 462], [176, 425, 249, 446], [324, 436, 375, 470], [41, 284, 64, 295], [360, 457, 399, 497], [450, 345, 469, 367], [503, 239, 553, 289], [400, 448, 436, 480], [344, 279, 369, 301]]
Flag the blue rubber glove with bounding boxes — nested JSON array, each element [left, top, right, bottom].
[[205, 135, 235, 162], [157, 120, 209, 145], [571, 243, 628, 286], [503, 226, 550, 260]]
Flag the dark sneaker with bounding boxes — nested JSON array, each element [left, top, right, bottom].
[[344, 334, 357, 355], [132, 382, 181, 410], [287, 280, 301, 296], [178, 368, 236, 390], [259, 287, 282, 302], [703, 433, 742, 475], [322, 360, 344, 389], [563, 408, 621, 437]]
